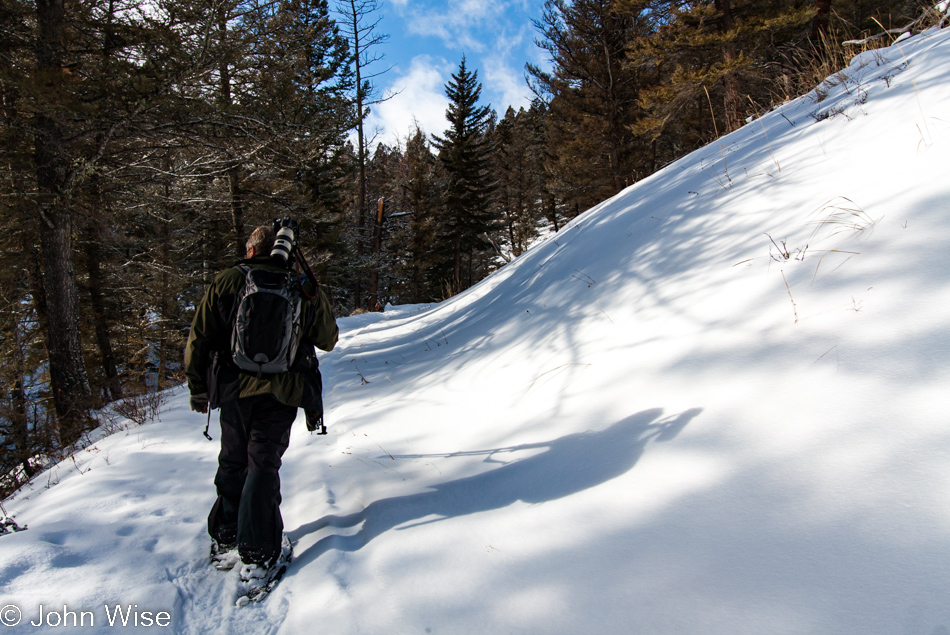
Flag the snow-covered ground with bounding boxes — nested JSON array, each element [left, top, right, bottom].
[[3, 27, 950, 634]]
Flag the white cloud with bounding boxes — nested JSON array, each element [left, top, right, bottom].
[[398, 0, 509, 53], [358, 1, 543, 146], [363, 55, 453, 148], [493, 23, 527, 55], [358, 52, 534, 150], [482, 55, 533, 113], [478, 21, 533, 112]]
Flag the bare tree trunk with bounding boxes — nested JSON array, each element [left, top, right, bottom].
[[507, 209, 517, 258], [11, 378, 35, 478], [37, 205, 93, 443], [367, 197, 385, 311], [452, 236, 462, 297], [346, 0, 369, 310], [4, 298, 36, 478], [33, 0, 93, 445], [466, 250, 473, 290], [228, 165, 244, 258], [715, 0, 742, 133], [157, 188, 173, 390], [340, 0, 391, 310], [215, 10, 245, 259], [599, 10, 625, 193], [11, 356, 34, 477], [25, 242, 48, 346], [545, 193, 559, 233], [83, 219, 121, 403]]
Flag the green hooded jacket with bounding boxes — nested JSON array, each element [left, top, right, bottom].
[[184, 255, 339, 409]]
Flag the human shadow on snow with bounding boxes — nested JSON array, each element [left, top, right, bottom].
[[288, 407, 702, 571]]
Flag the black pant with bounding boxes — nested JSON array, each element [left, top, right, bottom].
[[207, 393, 296, 563]]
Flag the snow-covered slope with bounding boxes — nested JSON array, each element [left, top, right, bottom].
[[3, 28, 950, 635]]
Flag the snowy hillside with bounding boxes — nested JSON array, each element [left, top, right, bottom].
[[2, 27, 950, 634]]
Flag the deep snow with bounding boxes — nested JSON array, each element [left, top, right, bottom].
[[2, 27, 950, 635]]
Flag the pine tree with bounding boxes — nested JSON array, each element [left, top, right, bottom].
[[399, 127, 442, 302], [216, 0, 354, 233], [632, 0, 814, 146], [432, 57, 497, 294], [491, 106, 548, 259], [528, 0, 651, 217]]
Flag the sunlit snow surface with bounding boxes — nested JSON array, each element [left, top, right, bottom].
[[3, 28, 950, 635]]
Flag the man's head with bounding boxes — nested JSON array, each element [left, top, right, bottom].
[[245, 225, 275, 258]]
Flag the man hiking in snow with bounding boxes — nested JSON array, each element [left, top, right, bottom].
[[184, 222, 338, 593]]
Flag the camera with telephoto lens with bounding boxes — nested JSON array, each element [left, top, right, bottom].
[[271, 217, 299, 264]]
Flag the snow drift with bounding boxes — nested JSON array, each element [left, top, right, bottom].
[[2, 27, 950, 635]]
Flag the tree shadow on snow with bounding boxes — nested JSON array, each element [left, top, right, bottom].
[[288, 407, 702, 570]]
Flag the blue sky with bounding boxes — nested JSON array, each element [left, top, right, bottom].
[[348, 0, 550, 148]]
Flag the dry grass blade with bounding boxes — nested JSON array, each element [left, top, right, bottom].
[[781, 271, 799, 324], [811, 249, 860, 283], [807, 196, 877, 241]]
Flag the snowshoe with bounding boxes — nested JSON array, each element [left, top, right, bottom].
[[235, 534, 293, 606]]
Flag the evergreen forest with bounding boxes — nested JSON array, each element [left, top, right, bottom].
[[0, 0, 939, 495]]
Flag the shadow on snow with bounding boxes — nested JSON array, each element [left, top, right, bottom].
[[288, 407, 702, 570]]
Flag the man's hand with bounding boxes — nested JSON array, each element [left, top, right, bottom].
[[190, 393, 209, 414], [306, 410, 326, 434]]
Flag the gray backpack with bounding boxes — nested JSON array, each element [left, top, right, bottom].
[[231, 265, 302, 375]]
